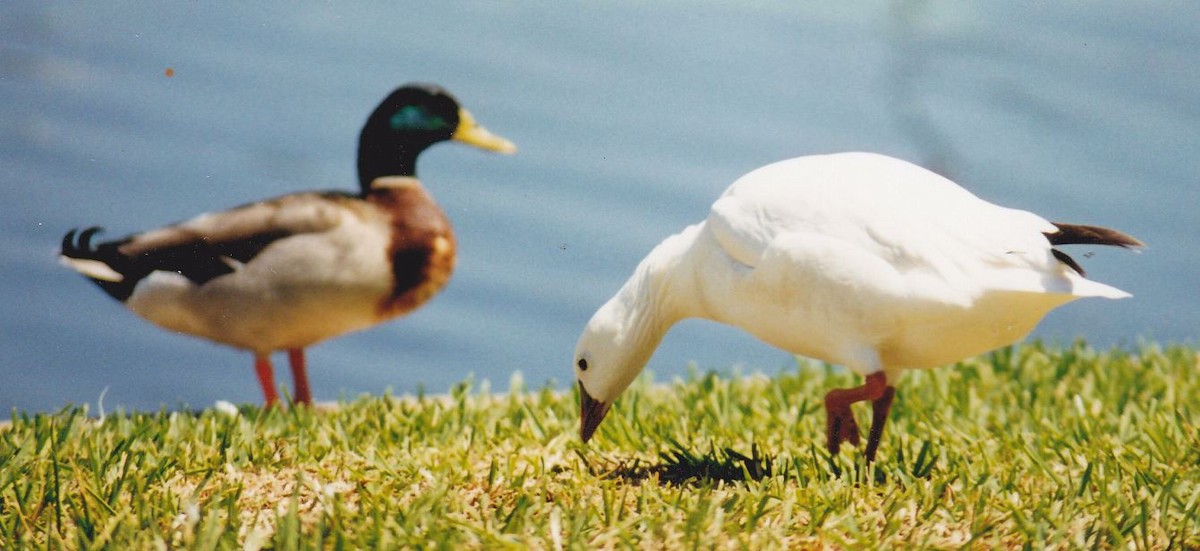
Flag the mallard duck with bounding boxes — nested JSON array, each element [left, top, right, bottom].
[[574, 152, 1141, 463], [60, 83, 515, 406]]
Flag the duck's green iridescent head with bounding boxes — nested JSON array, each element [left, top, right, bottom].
[[358, 83, 515, 188]]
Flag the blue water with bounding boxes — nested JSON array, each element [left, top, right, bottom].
[[2, 2, 1197, 413]]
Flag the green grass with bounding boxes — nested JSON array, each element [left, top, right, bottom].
[[1, 342, 1197, 549]]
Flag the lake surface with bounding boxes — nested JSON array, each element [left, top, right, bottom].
[[2, 2, 1197, 413]]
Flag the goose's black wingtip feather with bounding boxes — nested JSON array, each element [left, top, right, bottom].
[[1051, 249, 1086, 277], [1047, 223, 1143, 249], [1045, 222, 1142, 278]]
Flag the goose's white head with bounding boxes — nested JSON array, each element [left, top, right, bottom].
[[574, 305, 636, 443], [574, 262, 679, 443], [574, 225, 699, 442]]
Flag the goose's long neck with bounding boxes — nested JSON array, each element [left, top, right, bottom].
[[607, 224, 703, 360]]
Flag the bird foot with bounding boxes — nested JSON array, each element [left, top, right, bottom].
[[825, 403, 861, 455], [824, 372, 891, 461]]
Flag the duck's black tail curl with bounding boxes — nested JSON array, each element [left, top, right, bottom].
[[61, 227, 102, 260], [60, 227, 139, 302], [1045, 223, 1143, 277]]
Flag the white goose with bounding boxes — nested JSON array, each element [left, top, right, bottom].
[[60, 84, 515, 406], [574, 152, 1141, 463]]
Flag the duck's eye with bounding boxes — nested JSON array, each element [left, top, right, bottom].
[[577, 358, 589, 371]]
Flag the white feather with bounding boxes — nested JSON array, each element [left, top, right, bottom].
[[59, 256, 124, 282], [575, 152, 1134, 403]]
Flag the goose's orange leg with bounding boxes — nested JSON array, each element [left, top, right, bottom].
[[865, 384, 896, 463], [825, 372, 895, 463]]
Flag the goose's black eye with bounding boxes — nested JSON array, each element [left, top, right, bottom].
[[577, 358, 589, 371]]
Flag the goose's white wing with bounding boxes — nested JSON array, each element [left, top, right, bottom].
[[707, 153, 1104, 301]]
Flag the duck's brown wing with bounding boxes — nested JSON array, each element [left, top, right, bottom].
[[62, 192, 352, 301]]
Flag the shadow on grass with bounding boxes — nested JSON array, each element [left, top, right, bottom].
[[582, 442, 774, 486], [577, 438, 939, 487]]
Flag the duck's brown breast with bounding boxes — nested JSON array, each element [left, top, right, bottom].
[[365, 182, 457, 317]]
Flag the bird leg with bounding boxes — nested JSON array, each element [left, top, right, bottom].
[[254, 353, 279, 406], [825, 372, 894, 462], [287, 348, 312, 405], [864, 384, 896, 463]]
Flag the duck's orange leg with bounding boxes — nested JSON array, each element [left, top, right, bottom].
[[254, 353, 279, 406], [825, 372, 894, 463], [287, 348, 312, 405]]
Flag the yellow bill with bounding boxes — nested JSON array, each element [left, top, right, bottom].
[[452, 108, 517, 154]]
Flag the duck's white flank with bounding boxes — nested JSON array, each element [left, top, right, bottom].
[[123, 196, 400, 354]]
